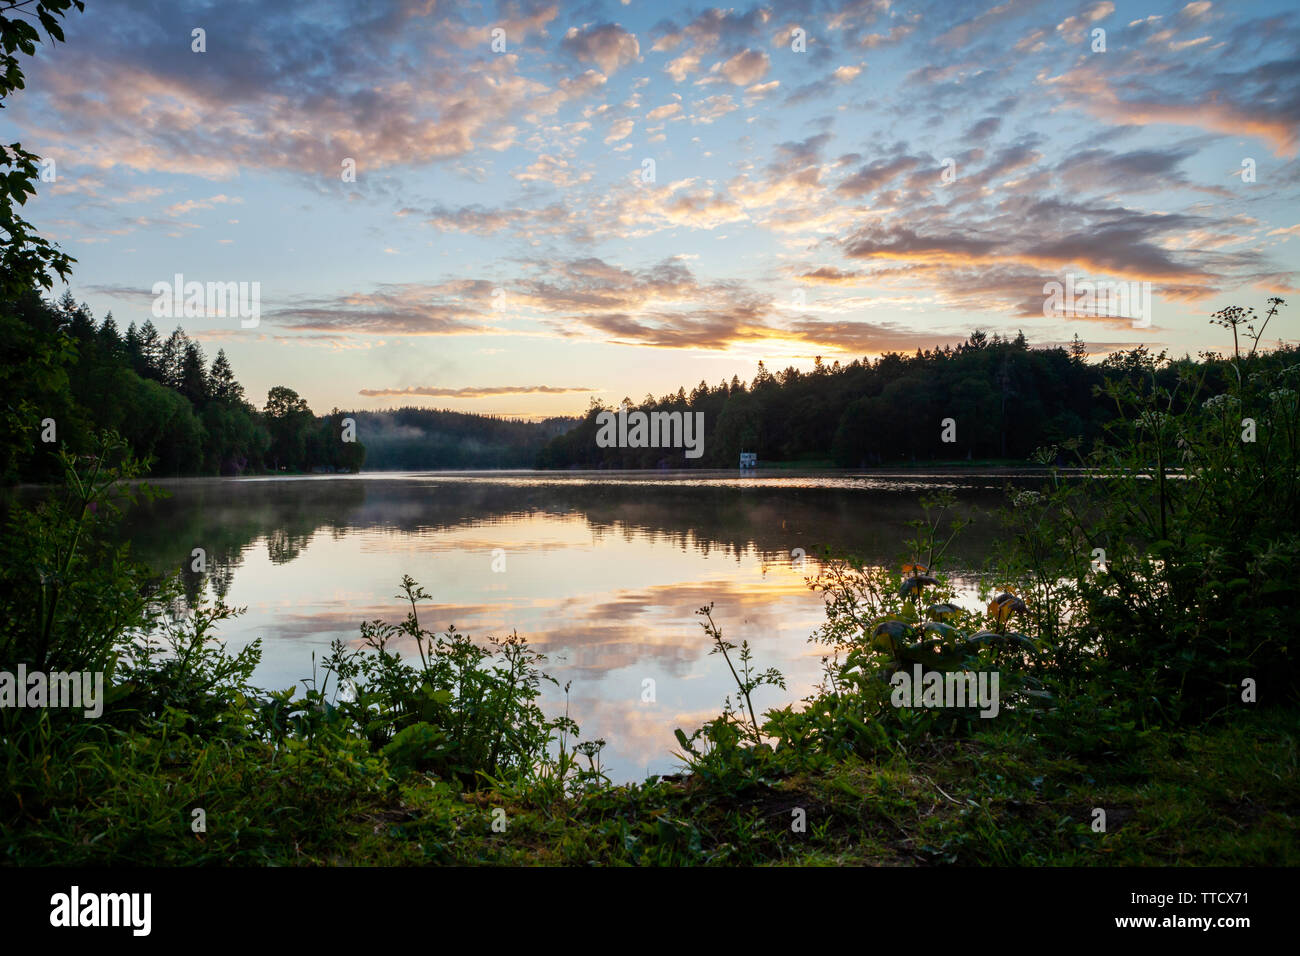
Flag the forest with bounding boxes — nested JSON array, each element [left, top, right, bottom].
[[1, 288, 364, 483], [10, 291, 1297, 482], [536, 330, 1299, 469]]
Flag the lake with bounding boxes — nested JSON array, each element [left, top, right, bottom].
[[119, 470, 1039, 781]]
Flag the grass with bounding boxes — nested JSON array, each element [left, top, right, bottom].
[[5, 707, 1293, 866]]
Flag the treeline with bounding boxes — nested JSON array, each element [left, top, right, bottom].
[[0, 289, 363, 483], [346, 407, 577, 470], [536, 331, 1296, 468]]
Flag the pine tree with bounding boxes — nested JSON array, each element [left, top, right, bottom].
[[137, 319, 162, 379], [160, 327, 187, 389], [56, 288, 77, 318], [124, 320, 142, 369], [97, 311, 123, 360], [61, 291, 95, 343], [179, 340, 208, 405], [209, 348, 244, 404], [1069, 333, 1087, 364]]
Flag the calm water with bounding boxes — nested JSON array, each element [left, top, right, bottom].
[[119, 470, 1037, 781]]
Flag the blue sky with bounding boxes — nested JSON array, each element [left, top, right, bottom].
[[7, 0, 1299, 417]]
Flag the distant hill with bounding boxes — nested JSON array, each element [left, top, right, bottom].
[[344, 407, 579, 470]]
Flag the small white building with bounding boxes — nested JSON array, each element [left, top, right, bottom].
[[739, 452, 757, 469]]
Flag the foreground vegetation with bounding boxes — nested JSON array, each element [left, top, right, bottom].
[[4, 700, 1294, 866], [2, 307, 1296, 866]]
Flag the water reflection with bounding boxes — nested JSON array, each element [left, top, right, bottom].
[[120, 470, 1035, 781]]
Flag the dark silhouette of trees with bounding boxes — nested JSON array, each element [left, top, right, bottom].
[[0, 294, 362, 482], [263, 386, 313, 471], [209, 348, 242, 404], [537, 329, 1298, 470]]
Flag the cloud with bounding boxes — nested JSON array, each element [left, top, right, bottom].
[[398, 201, 578, 239], [651, 6, 771, 55], [1054, 147, 1209, 195], [689, 94, 737, 123], [13, 3, 607, 180], [604, 117, 635, 143], [838, 154, 922, 197], [513, 153, 592, 187], [511, 255, 777, 349], [785, 318, 974, 353], [1055, 1, 1114, 43], [716, 49, 770, 86], [860, 22, 919, 49], [797, 266, 867, 284], [664, 50, 702, 82], [443, 3, 559, 48], [267, 282, 497, 336], [1178, 1, 1214, 23], [359, 384, 595, 397], [963, 116, 1002, 142], [164, 194, 243, 216], [647, 100, 682, 121], [936, 0, 1042, 49], [1044, 62, 1300, 158], [560, 22, 641, 74]]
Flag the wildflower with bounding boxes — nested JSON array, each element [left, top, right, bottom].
[[1137, 409, 1168, 429], [1202, 394, 1239, 413]]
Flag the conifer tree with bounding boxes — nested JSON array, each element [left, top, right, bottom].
[[209, 348, 244, 404]]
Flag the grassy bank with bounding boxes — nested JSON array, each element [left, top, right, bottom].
[[3, 704, 1293, 866]]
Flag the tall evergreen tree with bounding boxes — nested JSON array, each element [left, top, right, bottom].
[[179, 340, 209, 406], [60, 290, 94, 344], [97, 311, 123, 361], [124, 320, 142, 369], [137, 319, 162, 379], [160, 327, 187, 389], [208, 348, 244, 404], [55, 288, 76, 317], [1070, 334, 1087, 364]]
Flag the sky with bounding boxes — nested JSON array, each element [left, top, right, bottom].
[[7, 0, 1299, 419]]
